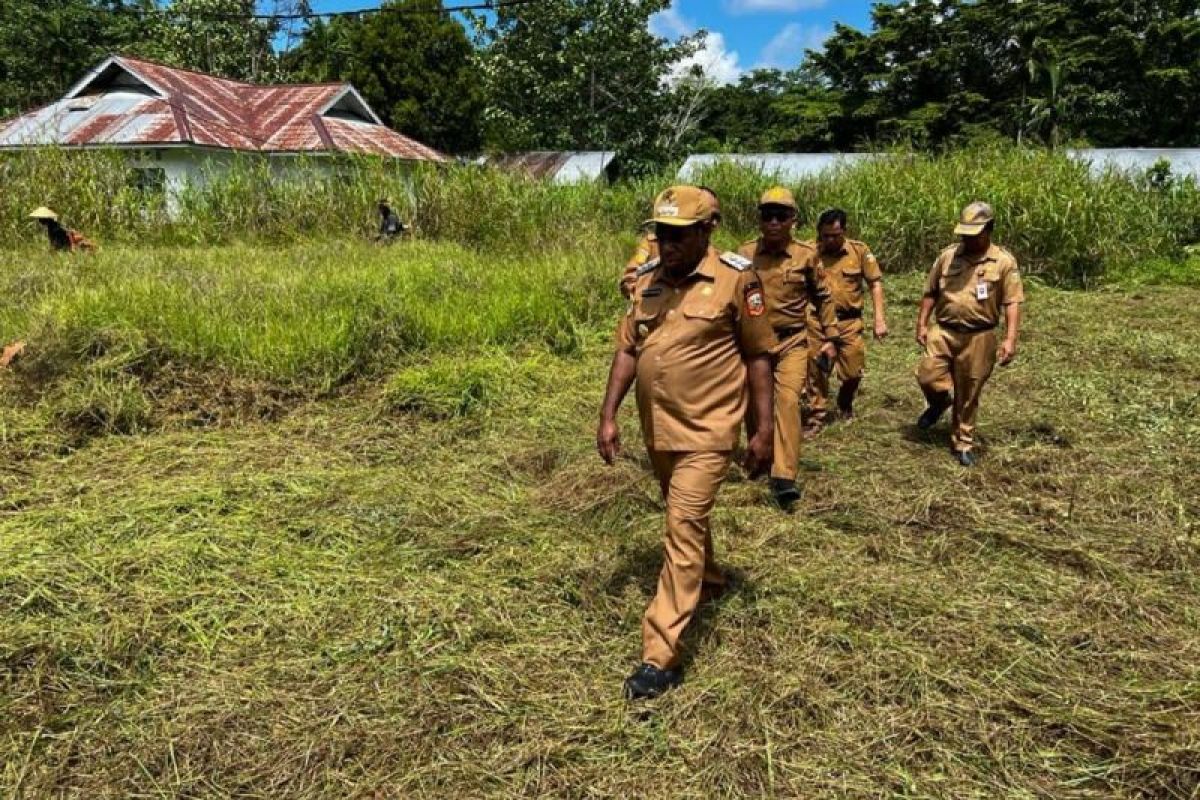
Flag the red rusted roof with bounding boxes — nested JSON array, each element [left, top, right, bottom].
[[0, 55, 445, 161]]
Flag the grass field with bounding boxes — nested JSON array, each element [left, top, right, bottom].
[[1, 242, 1198, 798]]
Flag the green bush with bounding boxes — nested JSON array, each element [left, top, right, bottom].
[[692, 147, 1200, 284], [2, 144, 1199, 285]]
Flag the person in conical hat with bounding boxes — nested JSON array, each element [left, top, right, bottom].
[[29, 206, 94, 252]]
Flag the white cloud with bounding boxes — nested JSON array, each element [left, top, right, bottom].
[[673, 31, 744, 85], [651, 6, 745, 86], [755, 22, 831, 69], [725, 0, 829, 13], [649, 6, 694, 39]]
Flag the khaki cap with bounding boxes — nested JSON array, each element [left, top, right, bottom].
[[954, 201, 994, 236], [758, 186, 797, 210], [29, 206, 58, 220], [646, 185, 715, 227]]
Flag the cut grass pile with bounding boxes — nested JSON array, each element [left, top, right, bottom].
[[1, 246, 1197, 797]]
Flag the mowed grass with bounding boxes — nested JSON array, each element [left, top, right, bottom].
[[1, 246, 1198, 797]]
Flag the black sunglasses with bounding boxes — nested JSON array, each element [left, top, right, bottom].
[[759, 208, 795, 223], [654, 222, 704, 242]]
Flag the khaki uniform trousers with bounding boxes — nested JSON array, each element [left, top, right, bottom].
[[642, 449, 732, 670], [770, 332, 808, 481], [916, 326, 997, 453], [807, 319, 866, 422]]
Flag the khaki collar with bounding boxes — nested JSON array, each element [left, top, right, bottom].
[[660, 247, 717, 284], [955, 243, 999, 263], [756, 237, 796, 257]]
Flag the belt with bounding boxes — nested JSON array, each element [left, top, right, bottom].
[[774, 325, 805, 341], [835, 308, 863, 321], [939, 320, 996, 334]]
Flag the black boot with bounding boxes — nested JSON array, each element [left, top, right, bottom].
[[769, 478, 802, 510], [624, 663, 683, 700], [917, 393, 951, 430], [837, 379, 860, 420]]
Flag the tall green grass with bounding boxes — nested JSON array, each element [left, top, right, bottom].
[[0, 241, 623, 391], [1, 145, 1198, 284]]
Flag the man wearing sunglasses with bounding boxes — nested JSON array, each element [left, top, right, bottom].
[[620, 187, 722, 298], [598, 185, 775, 700], [803, 208, 889, 436], [736, 187, 839, 511]]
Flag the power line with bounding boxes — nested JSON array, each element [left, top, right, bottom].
[[98, 0, 540, 22]]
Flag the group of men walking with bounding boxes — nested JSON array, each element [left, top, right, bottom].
[[599, 185, 1025, 699]]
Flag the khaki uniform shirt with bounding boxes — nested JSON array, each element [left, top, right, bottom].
[[617, 247, 776, 451], [620, 231, 660, 298], [736, 237, 838, 343], [924, 243, 1025, 330], [816, 239, 883, 312]]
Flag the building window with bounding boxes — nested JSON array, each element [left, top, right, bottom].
[[128, 167, 166, 196]]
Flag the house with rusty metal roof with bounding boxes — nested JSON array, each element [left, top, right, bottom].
[[0, 54, 446, 202]]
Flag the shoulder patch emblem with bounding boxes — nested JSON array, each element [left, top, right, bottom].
[[720, 252, 753, 271], [744, 282, 766, 317], [635, 257, 661, 277]]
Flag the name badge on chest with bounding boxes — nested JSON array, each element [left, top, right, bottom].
[[976, 282, 989, 301]]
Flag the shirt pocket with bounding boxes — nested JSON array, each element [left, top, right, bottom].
[[783, 267, 810, 285], [633, 294, 667, 340], [940, 263, 968, 292], [680, 303, 727, 339], [840, 265, 863, 288]]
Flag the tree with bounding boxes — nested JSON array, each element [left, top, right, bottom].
[[806, 0, 1200, 150], [285, 0, 482, 154], [475, 0, 698, 170], [141, 0, 285, 83], [0, 0, 158, 117]]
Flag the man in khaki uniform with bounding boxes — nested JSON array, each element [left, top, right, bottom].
[[736, 187, 838, 509], [916, 202, 1025, 466], [620, 187, 721, 298], [598, 185, 775, 700], [804, 208, 889, 435]]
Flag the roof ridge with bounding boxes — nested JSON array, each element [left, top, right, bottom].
[[116, 54, 349, 91]]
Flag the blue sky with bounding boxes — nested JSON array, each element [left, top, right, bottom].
[[297, 1, 881, 83], [650, 0, 879, 83]]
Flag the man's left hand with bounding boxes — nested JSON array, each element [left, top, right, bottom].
[[998, 339, 1018, 366], [743, 431, 773, 477], [819, 341, 837, 360], [873, 321, 889, 341]]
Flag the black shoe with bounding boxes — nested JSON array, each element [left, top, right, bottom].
[[954, 450, 976, 467], [917, 401, 949, 430], [769, 478, 802, 510], [623, 663, 682, 700]]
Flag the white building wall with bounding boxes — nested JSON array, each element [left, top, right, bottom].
[[124, 148, 342, 215]]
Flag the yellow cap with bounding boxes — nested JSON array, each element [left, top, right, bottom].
[[646, 185, 715, 227], [29, 206, 58, 220], [759, 186, 796, 210], [954, 201, 994, 236]]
